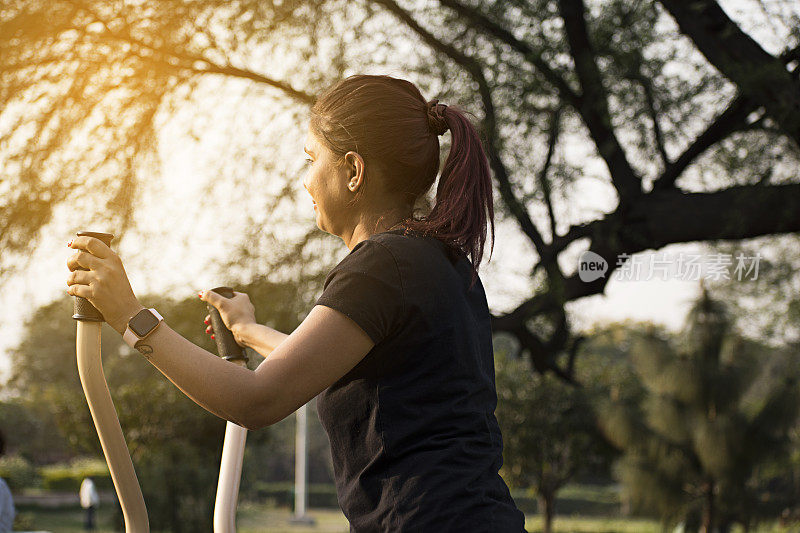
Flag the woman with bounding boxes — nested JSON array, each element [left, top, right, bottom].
[[66, 74, 526, 531]]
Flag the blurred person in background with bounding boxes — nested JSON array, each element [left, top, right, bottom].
[[0, 430, 15, 533], [79, 477, 99, 530]]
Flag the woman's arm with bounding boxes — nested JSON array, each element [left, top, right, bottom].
[[67, 235, 376, 431], [131, 322, 262, 427], [132, 305, 373, 430], [232, 322, 288, 357]]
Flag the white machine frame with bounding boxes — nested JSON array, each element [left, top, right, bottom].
[[76, 319, 247, 533]]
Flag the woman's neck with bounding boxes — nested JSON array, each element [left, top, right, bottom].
[[343, 209, 411, 250]]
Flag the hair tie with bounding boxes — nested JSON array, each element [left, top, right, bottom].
[[425, 99, 449, 136]]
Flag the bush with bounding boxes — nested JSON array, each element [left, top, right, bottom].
[[0, 454, 39, 490], [40, 458, 112, 492], [510, 488, 538, 514], [252, 482, 339, 508]]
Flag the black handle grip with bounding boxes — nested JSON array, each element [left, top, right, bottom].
[[72, 231, 114, 322], [207, 286, 248, 363]]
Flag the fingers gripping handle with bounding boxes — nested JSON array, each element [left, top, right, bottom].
[[207, 287, 248, 363], [72, 231, 114, 322]]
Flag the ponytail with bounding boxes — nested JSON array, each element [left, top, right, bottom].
[[402, 102, 495, 290], [310, 75, 495, 290]]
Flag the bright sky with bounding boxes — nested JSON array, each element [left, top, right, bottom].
[[0, 0, 793, 384]]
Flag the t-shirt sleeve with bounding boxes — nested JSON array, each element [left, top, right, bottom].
[[315, 240, 404, 344]]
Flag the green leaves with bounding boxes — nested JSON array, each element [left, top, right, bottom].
[[591, 291, 800, 529]]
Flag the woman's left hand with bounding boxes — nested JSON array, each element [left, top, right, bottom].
[[66, 236, 145, 335], [199, 290, 257, 345]]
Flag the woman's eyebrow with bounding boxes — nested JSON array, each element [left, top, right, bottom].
[[303, 146, 314, 155]]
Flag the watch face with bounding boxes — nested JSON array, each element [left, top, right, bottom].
[[130, 309, 159, 337]]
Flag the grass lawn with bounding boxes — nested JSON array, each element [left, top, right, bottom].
[[14, 504, 792, 532], [14, 504, 119, 533], [524, 515, 661, 533], [239, 507, 666, 533], [16, 505, 661, 532]]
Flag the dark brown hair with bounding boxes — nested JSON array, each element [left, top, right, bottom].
[[309, 74, 495, 289]]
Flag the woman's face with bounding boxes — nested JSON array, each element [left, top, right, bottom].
[[302, 127, 353, 236]]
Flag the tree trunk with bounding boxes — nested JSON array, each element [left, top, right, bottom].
[[700, 479, 715, 533], [538, 492, 555, 533]]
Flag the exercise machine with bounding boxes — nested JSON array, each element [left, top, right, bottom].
[[72, 231, 248, 533]]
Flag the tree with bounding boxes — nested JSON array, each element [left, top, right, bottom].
[[703, 233, 800, 520], [703, 233, 800, 346], [3, 0, 800, 380], [0, 396, 73, 464], [595, 289, 800, 532], [493, 340, 613, 533]]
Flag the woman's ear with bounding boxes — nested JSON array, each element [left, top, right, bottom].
[[344, 151, 366, 192]]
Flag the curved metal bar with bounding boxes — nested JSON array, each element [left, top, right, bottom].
[[76, 321, 150, 533], [214, 359, 248, 533]]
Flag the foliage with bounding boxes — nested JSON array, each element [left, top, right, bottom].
[[595, 289, 800, 532], [495, 352, 607, 488], [706, 233, 800, 346], [0, 454, 38, 491], [494, 341, 615, 532], [249, 481, 338, 508], [240, 398, 334, 499], [39, 458, 112, 492], [0, 0, 329, 272], [12, 512, 35, 532], [0, 398, 73, 464]]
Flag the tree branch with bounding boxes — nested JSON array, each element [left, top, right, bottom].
[[653, 95, 755, 191], [557, 0, 642, 203], [652, 46, 798, 192], [65, 0, 315, 104], [637, 75, 669, 169], [494, 182, 800, 331], [539, 107, 561, 239], [659, 0, 800, 147], [437, 0, 580, 104], [372, 0, 579, 377], [439, 0, 642, 203]]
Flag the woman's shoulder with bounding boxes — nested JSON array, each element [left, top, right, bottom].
[[369, 228, 466, 266]]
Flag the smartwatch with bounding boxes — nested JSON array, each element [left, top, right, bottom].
[[123, 308, 164, 348]]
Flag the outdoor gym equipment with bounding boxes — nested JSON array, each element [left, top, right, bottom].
[[72, 231, 249, 533]]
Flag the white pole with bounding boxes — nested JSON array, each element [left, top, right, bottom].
[[213, 422, 247, 532], [213, 360, 249, 533], [290, 403, 315, 524], [296, 403, 308, 516], [76, 321, 149, 533]]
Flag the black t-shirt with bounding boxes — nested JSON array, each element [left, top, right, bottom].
[[314, 228, 526, 532]]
